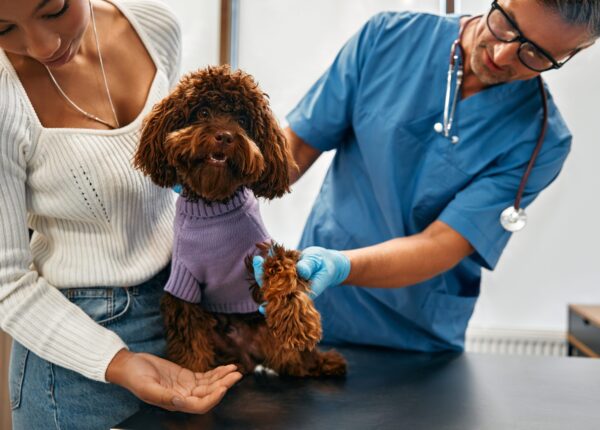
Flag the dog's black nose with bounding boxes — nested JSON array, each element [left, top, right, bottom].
[[215, 131, 234, 145]]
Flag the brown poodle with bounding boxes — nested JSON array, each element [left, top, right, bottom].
[[133, 65, 346, 377]]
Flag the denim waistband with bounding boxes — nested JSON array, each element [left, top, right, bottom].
[[62, 264, 171, 299], [59, 263, 170, 327]]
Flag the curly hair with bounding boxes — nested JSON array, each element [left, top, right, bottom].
[[133, 65, 297, 201]]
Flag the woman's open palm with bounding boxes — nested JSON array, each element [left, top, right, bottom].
[[109, 351, 243, 414]]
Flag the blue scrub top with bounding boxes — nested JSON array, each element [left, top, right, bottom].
[[288, 12, 572, 351]]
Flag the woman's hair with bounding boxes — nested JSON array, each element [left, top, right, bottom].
[[538, 0, 600, 38]]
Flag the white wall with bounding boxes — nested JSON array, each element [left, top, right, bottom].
[[237, 0, 439, 248], [168, 0, 220, 72], [171, 0, 600, 334]]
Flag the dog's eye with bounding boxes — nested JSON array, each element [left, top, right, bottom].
[[199, 108, 210, 118], [237, 117, 247, 127]]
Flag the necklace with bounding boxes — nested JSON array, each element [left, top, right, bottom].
[[45, 0, 120, 129]]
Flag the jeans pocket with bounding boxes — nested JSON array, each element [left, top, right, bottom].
[[63, 287, 134, 327], [9, 342, 29, 410]]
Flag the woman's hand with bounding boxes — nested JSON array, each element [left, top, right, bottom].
[[106, 349, 242, 414]]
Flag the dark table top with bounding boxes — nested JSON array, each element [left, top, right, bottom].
[[113, 345, 600, 430]]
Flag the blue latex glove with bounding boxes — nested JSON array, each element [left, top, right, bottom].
[[252, 246, 351, 315], [173, 184, 183, 194]]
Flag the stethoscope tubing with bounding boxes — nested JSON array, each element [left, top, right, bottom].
[[513, 76, 549, 210], [436, 15, 549, 232]]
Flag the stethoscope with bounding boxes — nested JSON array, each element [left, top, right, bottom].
[[434, 15, 549, 233]]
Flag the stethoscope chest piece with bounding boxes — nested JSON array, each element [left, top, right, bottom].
[[500, 206, 527, 232]]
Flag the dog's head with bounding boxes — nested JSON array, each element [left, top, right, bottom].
[[133, 65, 296, 201]]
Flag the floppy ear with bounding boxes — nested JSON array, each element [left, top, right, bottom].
[[133, 87, 189, 187], [250, 106, 298, 199]]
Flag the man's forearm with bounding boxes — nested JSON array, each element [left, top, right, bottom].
[[285, 127, 321, 184], [342, 221, 474, 288]]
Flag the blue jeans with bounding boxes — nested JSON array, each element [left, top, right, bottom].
[[9, 265, 170, 430]]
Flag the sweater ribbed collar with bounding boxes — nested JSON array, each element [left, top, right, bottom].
[[178, 187, 253, 218]]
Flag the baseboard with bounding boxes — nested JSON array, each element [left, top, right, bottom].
[[465, 327, 567, 356]]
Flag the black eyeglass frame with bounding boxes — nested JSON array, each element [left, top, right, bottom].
[[487, 1, 580, 72]]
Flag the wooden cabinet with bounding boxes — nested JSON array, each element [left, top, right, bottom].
[[1, 330, 12, 430], [568, 305, 600, 358]]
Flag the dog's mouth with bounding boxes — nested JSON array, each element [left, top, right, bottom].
[[206, 152, 228, 166]]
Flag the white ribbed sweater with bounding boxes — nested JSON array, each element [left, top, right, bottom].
[[0, 0, 181, 382]]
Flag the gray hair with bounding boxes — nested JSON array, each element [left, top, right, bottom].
[[538, 0, 600, 39]]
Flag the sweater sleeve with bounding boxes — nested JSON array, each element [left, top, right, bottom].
[[0, 74, 127, 383], [164, 260, 202, 303]]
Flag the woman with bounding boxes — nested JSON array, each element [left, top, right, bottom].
[[0, 0, 241, 428]]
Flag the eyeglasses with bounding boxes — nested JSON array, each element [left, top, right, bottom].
[[486, 1, 580, 72]]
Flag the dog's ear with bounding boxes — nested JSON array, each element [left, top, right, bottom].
[[250, 106, 298, 199], [133, 86, 189, 187]]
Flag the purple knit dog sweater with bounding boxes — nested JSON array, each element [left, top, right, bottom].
[[164, 187, 269, 313]]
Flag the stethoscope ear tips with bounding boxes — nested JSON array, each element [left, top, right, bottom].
[[500, 206, 527, 232]]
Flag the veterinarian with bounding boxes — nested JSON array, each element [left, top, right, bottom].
[[254, 1, 597, 351], [0, 1, 241, 428]]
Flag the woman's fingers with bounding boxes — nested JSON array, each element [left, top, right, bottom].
[[142, 374, 238, 414], [195, 364, 239, 384], [173, 386, 229, 414], [192, 371, 243, 397], [124, 354, 243, 415]]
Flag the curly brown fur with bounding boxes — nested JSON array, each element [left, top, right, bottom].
[[245, 241, 271, 304], [133, 65, 297, 201], [253, 244, 322, 351], [246, 242, 322, 351], [244, 243, 346, 375], [139, 65, 344, 378], [162, 292, 346, 377], [160, 293, 217, 372], [162, 242, 347, 378], [256, 324, 347, 377]]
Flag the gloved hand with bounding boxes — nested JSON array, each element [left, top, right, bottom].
[[173, 184, 183, 194], [252, 246, 351, 315]]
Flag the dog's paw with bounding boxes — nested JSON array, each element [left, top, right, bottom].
[[254, 364, 279, 377]]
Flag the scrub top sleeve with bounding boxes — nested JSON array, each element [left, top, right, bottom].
[[286, 13, 390, 152], [439, 137, 571, 270]]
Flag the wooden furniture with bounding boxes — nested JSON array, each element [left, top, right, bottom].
[[114, 345, 600, 430], [568, 304, 600, 358], [1, 331, 12, 430]]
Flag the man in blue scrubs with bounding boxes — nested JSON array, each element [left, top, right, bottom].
[[254, 1, 598, 351]]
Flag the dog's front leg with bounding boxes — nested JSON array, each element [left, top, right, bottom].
[[259, 245, 323, 351], [160, 293, 217, 372], [260, 332, 347, 377]]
